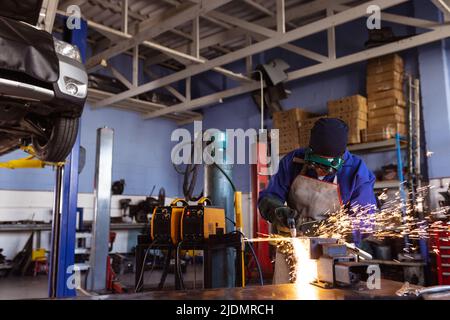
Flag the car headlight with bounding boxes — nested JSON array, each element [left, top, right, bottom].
[[54, 38, 82, 62]]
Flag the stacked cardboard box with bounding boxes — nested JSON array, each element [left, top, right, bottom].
[[366, 54, 407, 142], [327, 95, 368, 144], [298, 115, 327, 148], [273, 108, 315, 154]]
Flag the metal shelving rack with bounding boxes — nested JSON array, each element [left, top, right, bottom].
[[348, 75, 422, 197], [348, 138, 408, 190]]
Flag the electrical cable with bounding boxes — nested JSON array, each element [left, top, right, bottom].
[[226, 216, 236, 226], [211, 162, 237, 192], [172, 140, 203, 201], [232, 230, 264, 286], [134, 241, 156, 293], [193, 249, 196, 290], [158, 247, 172, 290], [176, 241, 185, 290], [203, 150, 238, 226], [201, 137, 238, 194]]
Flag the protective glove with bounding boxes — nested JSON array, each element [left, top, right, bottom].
[[274, 206, 298, 230], [258, 196, 298, 231]]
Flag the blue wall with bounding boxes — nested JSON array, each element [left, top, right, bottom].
[[414, 0, 450, 179]]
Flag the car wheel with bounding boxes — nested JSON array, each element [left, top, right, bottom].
[[32, 117, 79, 162]]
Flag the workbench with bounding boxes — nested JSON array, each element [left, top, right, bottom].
[[75, 279, 412, 300]]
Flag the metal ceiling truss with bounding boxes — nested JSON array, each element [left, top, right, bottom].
[[431, 0, 450, 21], [56, 0, 449, 123]]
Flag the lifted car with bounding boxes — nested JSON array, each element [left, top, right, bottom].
[[0, 1, 87, 162]]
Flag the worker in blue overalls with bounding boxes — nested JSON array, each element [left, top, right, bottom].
[[258, 118, 377, 284]]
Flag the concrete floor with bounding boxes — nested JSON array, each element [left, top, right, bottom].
[[0, 275, 48, 299], [0, 264, 205, 299]]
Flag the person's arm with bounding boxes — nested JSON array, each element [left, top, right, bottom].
[[258, 152, 294, 221]]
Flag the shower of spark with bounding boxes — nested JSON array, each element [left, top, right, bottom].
[[292, 238, 317, 285], [314, 185, 449, 242], [243, 185, 449, 285]]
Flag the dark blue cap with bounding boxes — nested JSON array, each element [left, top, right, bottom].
[[309, 118, 348, 157]]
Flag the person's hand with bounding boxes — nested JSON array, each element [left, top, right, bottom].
[[273, 206, 298, 229]]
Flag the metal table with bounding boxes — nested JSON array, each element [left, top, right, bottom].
[[135, 233, 244, 292], [0, 222, 146, 231], [74, 279, 410, 300]]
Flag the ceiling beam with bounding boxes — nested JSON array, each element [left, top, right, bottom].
[[208, 11, 328, 62], [146, 0, 353, 66], [110, 66, 134, 89], [121, 0, 128, 33], [88, 88, 202, 123], [85, 0, 231, 70], [144, 68, 186, 102], [143, 82, 262, 119], [277, 0, 286, 33], [243, 0, 273, 16], [142, 22, 450, 119], [80, 17, 250, 83], [335, 3, 441, 29], [431, 0, 450, 21], [192, 17, 200, 59], [93, 0, 407, 108], [327, 8, 336, 59]]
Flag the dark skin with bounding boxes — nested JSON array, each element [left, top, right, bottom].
[[315, 166, 330, 177]]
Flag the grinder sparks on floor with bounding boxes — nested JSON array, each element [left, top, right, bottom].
[[258, 117, 378, 284]]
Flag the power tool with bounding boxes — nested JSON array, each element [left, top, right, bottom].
[[151, 199, 187, 244], [287, 216, 297, 238], [181, 197, 226, 243]]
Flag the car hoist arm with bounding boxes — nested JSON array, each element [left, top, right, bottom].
[[0, 146, 65, 169]]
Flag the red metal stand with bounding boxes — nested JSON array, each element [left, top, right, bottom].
[[251, 142, 273, 278], [106, 232, 124, 293], [432, 225, 450, 285]]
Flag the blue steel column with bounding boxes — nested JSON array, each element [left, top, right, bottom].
[[204, 132, 235, 288], [48, 18, 87, 298], [396, 134, 409, 247]]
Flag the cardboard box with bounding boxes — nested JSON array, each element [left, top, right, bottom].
[[366, 80, 403, 94], [273, 108, 315, 129], [363, 123, 407, 142], [368, 105, 406, 119], [348, 130, 362, 144], [330, 110, 368, 122], [366, 70, 403, 85], [367, 62, 403, 74], [368, 113, 406, 127], [279, 132, 301, 153], [367, 54, 404, 69], [279, 126, 300, 143], [346, 118, 367, 144], [273, 121, 299, 131], [346, 118, 368, 129], [368, 97, 406, 110], [367, 89, 404, 102], [367, 54, 404, 75], [327, 95, 367, 114], [299, 115, 327, 130]]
